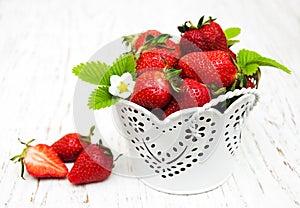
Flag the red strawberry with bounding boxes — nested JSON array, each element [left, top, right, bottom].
[[164, 79, 211, 117], [177, 50, 237, 88], [164, 99, 180, 117], [134, 30, 162, 51], [178, 16, 228, 55], [68, 142, 113, 185], [130, 70, 172, 109], [136, 51, 178, 75], [135, 33, 180, 75], [11, 139, 68, 179], [177, 78, 211, 108], [245, 77, 255, 88], [227, 49, 237, 60], [51, 126, 95, 162]]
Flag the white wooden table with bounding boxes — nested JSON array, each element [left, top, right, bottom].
[[1, 0, 299, 207]]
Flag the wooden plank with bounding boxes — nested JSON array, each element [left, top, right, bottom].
[[0, 0, 299, 207]]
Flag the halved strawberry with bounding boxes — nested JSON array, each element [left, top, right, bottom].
[[11, 139, 68, 179]]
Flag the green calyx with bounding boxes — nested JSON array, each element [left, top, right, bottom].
[[163, 67, 183, 92], [79, 125, 95, 144], [135, 33, 174, 59], [10, 138, 35, 179], [122, 33, 140, 52], [97, 139, 113, 157], [178, 16, 216, 33]]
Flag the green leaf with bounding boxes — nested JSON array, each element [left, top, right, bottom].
[[72, 63, 85, 76], [244, 63, 260, 76], [237, 49, 291, 75], [224, 28, 241, 47], [72, 61, 111, 86], [88, 86, 120, 110], [197, 16, 205, 28], [248, 56, 291, 74], [110, 53, 136, 76], [224, 27, 241, 39], [227, 40, 240, 47], [237, 49, 262, 75]]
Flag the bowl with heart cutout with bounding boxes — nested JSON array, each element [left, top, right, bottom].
[[111, 86, 259, 194], [73, 36, 262, 195]]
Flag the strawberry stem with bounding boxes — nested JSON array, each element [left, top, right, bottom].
[[134, 33, 174, 59], [10, 138, 36, 179], [80, 125, 95, 144], [97, 139, 113, 157], [163, 68, 183, 92], [114, 153, 123, 162]]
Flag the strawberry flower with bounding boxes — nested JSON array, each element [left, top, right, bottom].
[[108, 72, 135, 99]]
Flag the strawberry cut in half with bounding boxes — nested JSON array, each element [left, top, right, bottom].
[[11, 139, 68, 179]]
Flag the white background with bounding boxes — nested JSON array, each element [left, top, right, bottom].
[[0, 0, 299, 207]]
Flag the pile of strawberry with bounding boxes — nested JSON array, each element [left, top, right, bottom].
[[11, 126, 115, 185], [124, 16, 290, 119]]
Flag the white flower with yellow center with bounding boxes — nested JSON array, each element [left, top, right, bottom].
[[108, 72, 135, 99]]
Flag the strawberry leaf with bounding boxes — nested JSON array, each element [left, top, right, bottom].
[[72, 61, 111, 86], [237, 49, 291, 75], [224, 27, 241, 39], [248, 56, 291, 74], [88, 86, 120, 110], [72, 63, 84, 76], [243, 63, 260, 76], [110, 53, 136, 77], [237, 49, 263, 75], [224, 27, 241, 47], [227, 40, 240, 48]]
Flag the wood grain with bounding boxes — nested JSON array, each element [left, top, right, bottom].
[[0, 0, 299, 207]]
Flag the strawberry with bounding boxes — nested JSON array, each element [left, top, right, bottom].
[[178, 16, 228, 55], [245, 77, 255, 88], [51, 126, 95, 162], [134, 33, 180, 75], [134, 30, 162, 51], [135, 51, 178, 75], [130, 70, 172, 109], [164, 99, 180, 117], [11, 139, 68, 179], [227, 49, 237, 60], [177, 50, 237, 88], [164, 79, 211, 117], [177, 78, 211, 108], [68, 142, 114, 185]]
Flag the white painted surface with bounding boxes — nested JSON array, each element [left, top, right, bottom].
[[0, 0, 299, 207]]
